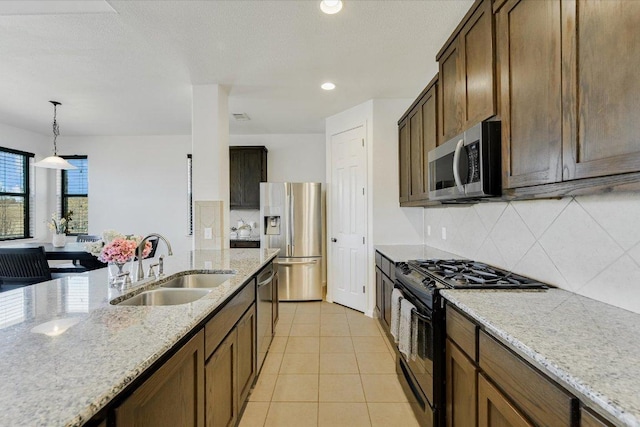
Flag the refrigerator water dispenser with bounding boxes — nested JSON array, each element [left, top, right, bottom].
[[265, 216, 281, 235]]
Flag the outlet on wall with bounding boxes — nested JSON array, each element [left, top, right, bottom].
[[427, 225, 431, 236], [441, 227, 447, 240], [204, 227, 212, 240]]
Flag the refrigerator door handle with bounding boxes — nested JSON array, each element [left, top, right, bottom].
[[289, 190, 295, 255], [276, 260, 319, 266]]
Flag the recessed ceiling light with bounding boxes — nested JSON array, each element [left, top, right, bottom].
[[320, 0, 343, 15], [321, 82, 336, 91]]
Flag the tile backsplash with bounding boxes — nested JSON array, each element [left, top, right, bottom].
[[424, 192, 640, 314], [230, 210, 260, 237], [194, 201, 224, 250]]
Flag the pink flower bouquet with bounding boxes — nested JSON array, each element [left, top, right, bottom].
[[99, 236, 151, 264]]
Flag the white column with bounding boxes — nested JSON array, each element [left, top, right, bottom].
[[191, 84, 230, 249]]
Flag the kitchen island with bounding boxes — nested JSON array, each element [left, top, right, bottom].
[[0, 248, 278, 426]]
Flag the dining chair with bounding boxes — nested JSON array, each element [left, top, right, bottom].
[[0, 247, 52, 290], [76, 235, 101, 242]]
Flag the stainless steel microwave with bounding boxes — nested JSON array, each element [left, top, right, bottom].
[[428, 121, 501, 201]]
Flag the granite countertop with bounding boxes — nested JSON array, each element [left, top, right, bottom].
[[441, 289, 640, 427], [0, 248, 279, 427], [374, 244, 465, 263]]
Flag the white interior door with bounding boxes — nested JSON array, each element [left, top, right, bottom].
[[330, 126, 367, 312]]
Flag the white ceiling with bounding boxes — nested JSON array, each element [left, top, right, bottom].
[[0, 0, 473, 136]]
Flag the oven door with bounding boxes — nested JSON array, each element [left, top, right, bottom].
[[403, 292, 435, 407]]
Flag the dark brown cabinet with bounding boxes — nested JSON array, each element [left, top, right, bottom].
[[206, 328, 238, 427], [230, 146, 267, 209], [374, 251, 395, 335], [115, 331, 205, 427], [581, 407, 614, 427], [498, 0, 640, 196], [497, 0, 563, 189], [236, 305, 256, 407], [446, 339, 477, 427], [561, 0, 640, 181], [230, 240, 260, 249], [399, 76, 438, 206], [437, 0, 496, 142], [478, 373, 532, 427]]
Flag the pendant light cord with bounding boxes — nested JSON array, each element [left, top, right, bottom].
[[52, 102, 60, 156]]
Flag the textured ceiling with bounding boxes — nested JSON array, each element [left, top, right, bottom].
[[0, 0, 473, 136]]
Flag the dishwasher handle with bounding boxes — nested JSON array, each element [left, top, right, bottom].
[[257, 265, 275, 287]]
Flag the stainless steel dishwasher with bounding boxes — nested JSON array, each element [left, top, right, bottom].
[[256, 263, 275, 371]]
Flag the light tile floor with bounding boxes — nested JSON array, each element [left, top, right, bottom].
[[239, 301, 421, 427]]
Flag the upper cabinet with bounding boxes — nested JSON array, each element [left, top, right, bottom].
[[399, 76, 439, 206], [561, 0, 640, 181], [437, 0, 496, 142], [499, 0, 640, 195], [498, 0, 563, 189], [230, 146, 268, 210]]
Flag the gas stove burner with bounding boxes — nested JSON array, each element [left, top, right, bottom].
[[408, 259, 546, 289]]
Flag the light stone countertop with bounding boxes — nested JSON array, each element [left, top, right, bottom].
[[441, 289, 640, 427], [0, 248, 279, 427], [374, 244, 465, 264]]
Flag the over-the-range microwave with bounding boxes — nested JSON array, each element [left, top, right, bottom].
[[428, 121, 501, 202]]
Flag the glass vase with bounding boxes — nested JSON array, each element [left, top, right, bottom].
[[108, 258, 133, 286], [52, 233, 66, 248]]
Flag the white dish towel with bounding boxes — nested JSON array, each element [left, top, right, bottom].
[[399, 297, 416, 359], [390, 288, 403, 343]]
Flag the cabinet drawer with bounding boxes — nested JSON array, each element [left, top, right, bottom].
[[479, 330, 577, 427], [205, 279, 256, 359], [381, 257, 392, 278], [446, 306, 477, 361]]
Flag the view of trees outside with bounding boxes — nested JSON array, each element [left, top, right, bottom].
[[62, 157, 88, 235], [0, 150, 28, 240]]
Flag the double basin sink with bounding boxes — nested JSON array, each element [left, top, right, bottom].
[[117, 273, 235, 306]]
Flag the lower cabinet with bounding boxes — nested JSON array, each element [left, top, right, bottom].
[[374, 251, 395, 335], [206, 303, 257, 427], [478, 373, 532, 427], [115, 331, 205, 427], [446, 339, 477, 427]]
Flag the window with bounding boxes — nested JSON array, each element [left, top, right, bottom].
[[0, 147, 34, 240], [61, 156, 88, 235], [187, 154, 193, 235]]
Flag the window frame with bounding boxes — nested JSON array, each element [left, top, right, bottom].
[[187, 154, 193, 236], [0, 146, 34, 241], [60, 155, 88, 236]]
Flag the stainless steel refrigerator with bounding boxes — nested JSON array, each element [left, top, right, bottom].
[[260, 182, 323, 301]]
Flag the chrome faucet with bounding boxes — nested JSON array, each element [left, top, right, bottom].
[[136, 233, 173, 281]]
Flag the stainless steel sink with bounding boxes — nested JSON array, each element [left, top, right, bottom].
[[118, 288, 211, 306], [159, 273, 235, 289]]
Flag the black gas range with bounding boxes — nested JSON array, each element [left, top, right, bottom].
[[393, 258, 547, 427]]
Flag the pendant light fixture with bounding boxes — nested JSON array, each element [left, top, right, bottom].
[[34, 101, 76, 170]]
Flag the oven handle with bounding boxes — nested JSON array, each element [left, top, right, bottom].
[[412, 308, 432, 323]]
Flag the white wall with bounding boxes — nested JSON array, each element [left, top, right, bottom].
[[230, 134, 326, 183], [0, 123, 52, 244], [62, 135, 193, 253], [424, 192, 640, 314]]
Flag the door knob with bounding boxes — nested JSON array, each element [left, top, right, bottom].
[[331, 238, 337, 242]]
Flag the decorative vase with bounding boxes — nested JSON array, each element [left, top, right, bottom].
[[52, 233, 66, 248], [108, 259, 132, 285]]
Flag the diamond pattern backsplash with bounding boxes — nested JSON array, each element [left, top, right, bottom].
[[424, 192, 640, 314]]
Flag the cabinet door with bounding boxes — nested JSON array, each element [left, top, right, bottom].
[[498, 0, 563, 189], [205, 329, 238, 427], [408, 106, 424, 201], [115, 331, 205, 427], [439, 40, 464, 142], [581, 407, 613, 427], [446, 339, 477, 427], [229, 150, 243, 208], [562, 0, 640, 180], [461, 0, 495, 126], [236, 305, 256, 408], [478, 373, 533, 427], [399, 119, 410, 204], [375, 267, 383, 319], [382, 274, 393, 330], [242, 149, 265, 209]]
